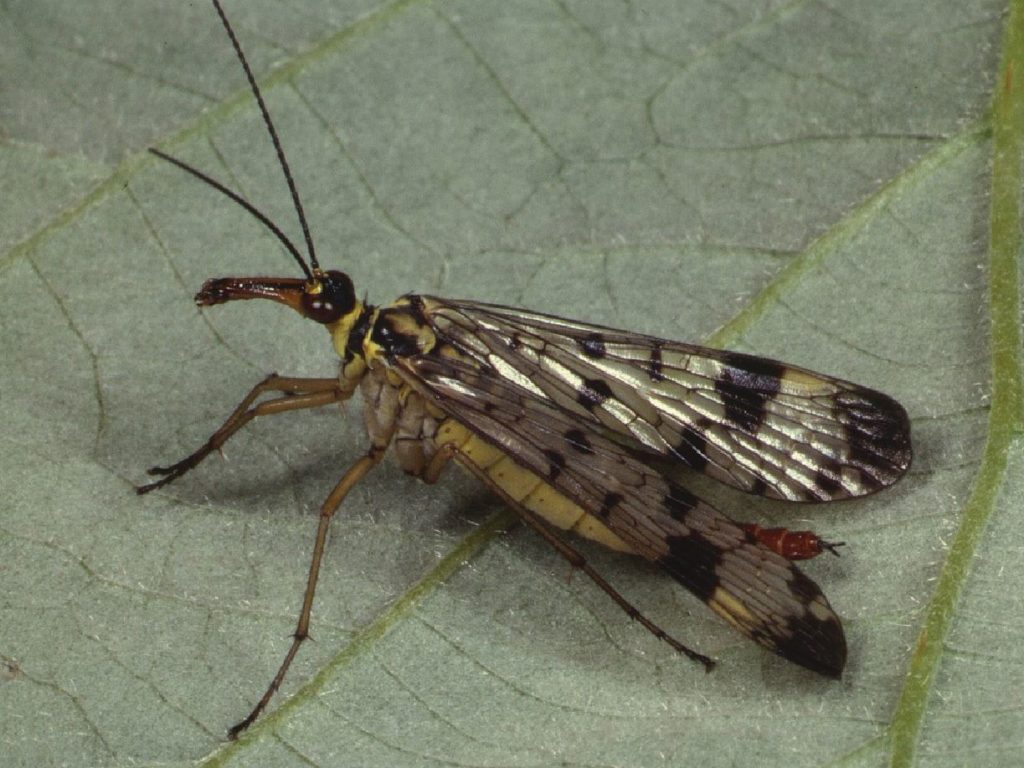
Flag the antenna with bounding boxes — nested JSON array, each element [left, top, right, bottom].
[[210, 0, 319, 271], [148, 0, 321, 280], [148, 148, 312, 279]]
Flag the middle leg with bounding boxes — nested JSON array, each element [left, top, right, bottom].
[[431, 440, 715, 670]]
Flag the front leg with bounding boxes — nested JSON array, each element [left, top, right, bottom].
[[137, 374, 349, 494]]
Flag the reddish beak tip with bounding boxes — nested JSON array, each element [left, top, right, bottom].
[[195, 279, 231, 306]]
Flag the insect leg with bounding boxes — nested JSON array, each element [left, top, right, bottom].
[[227, 442, 387, 740], [508, 497, 716, 670], [438, 442, 715, 671], [421, 438, 457, 484], [137, 374, 347, 493]]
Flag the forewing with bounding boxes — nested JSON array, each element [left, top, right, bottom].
[[421, 298, 911, 502], [396, 353, 847, 678]]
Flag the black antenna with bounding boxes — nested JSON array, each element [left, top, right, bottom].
[[148, 148, 313, 280], [211, 0, 320, 271]]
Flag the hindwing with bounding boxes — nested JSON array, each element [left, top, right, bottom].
[[394, 352, 847, 677]]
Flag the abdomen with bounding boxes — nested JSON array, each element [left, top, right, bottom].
[[434, 419, 636, 554]]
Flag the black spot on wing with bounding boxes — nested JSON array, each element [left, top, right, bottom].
[[543, 449, 566, 481], [647, 342, 665, 381], [748, 477, 769, 497], [768, 570, 847, 678], [577, 333, 606, 358], [714, 354, 783, 433], [659, 533, 720, 602], [600, 492, 623, 519], [564, 428, 594, 455], [673, 425, 709, 472], [578, 378, 614, 409], [720, 351, 788, 382], [663, 485, 698, 521], [812, 466, 844, 499], [837, 389, 913, 487]]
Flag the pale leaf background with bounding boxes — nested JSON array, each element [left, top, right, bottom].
[[0, 1, 1019, 767]]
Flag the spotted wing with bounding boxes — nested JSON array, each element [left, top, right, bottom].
[[419, 297, 911, 502], [395, 352, 847, 678]]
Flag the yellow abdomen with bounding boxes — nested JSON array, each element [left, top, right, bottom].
[[434, 419, 635, 553]]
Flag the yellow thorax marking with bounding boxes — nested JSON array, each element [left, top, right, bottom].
[[326, 301, 366, 361]]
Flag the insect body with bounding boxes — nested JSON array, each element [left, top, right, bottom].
[[140, 0, 912, 739]]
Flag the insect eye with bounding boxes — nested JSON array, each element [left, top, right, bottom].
[[302, 270, 356, 324]]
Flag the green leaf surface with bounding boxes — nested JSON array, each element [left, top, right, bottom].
[[1, 1, 1019, 766]]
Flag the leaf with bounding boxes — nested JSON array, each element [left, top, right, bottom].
[[0, 1, 1018, 766]]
